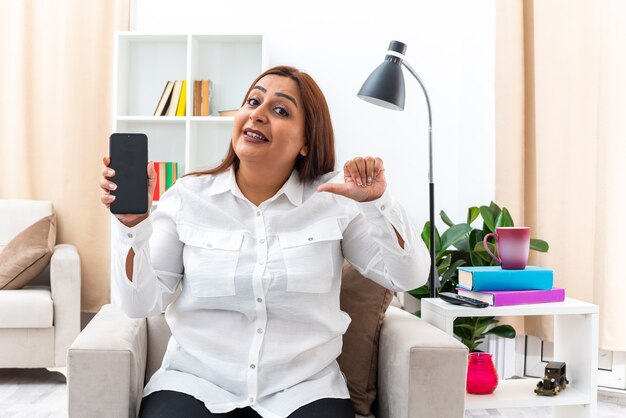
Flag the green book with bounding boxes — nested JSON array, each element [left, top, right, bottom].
[[165, 162, 173, 189]]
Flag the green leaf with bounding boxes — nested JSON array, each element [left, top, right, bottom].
[[494, 207, 514, 228], [530, 238, 549, 252], [470, 250, 486, 266], [421, 223, 430, 249], [500, 208, 515, 227], [441, 259, 466, 284], [480, 205, 496, 233], [440, 210, 455, 227], [474, 242, 495, 263], [485, 324, 517, 339], [489, 202, 502, 219], [453, 326, 474, 340], [467, 207, 480, 225], [440, 224, 472, 252], [421, 222, 441, 254], [437, 255, 451, 275]]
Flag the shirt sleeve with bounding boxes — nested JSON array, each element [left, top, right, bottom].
[[111, 186, 184, 318], [340, 189, 431, 292]]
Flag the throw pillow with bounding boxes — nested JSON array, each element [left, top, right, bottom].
[[338, 261, 394, 416], [0, 214, 56, 290]]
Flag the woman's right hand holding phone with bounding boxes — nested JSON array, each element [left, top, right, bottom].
[[100, 156, 156, 227]]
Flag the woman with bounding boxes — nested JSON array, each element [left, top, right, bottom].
[[100, 65, 430, 418]]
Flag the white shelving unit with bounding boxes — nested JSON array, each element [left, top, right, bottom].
[[112, 33, 265, 174], [421, 297, 599, 417]]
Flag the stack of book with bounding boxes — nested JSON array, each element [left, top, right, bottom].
[[456, 266, 565, 306], [153, 162, 178, 201], [153, 80, 212, 117]]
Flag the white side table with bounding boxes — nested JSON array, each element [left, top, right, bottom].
[[421, 297, 599, 418]]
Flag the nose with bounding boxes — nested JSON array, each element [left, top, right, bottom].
[[249, 104, 268, 123]]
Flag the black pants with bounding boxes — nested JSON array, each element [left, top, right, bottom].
[[139, 390, 355, 418]]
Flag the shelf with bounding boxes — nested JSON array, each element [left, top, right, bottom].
[[422, 297, 598, 317], [421, 296, 599, 417], [466, 378, 591, 409], [116, 116, 185, 123], [115, 116, 235, 123]]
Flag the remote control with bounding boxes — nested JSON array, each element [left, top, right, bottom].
[[438, 292, 489, 308]]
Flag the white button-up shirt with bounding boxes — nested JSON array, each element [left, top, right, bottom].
[[111, 167, 430, 418]]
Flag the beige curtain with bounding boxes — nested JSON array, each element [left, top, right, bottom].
[[0, 0, 130, 312], [496, 0, 626, 351]]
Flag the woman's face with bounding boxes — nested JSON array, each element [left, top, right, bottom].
[[232, 74, 307, 170]]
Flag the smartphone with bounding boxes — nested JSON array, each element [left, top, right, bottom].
[[109, 133, 148, 214]]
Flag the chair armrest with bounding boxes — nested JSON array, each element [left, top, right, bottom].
[[375, 306, 468, 418], [50, 243, 81, 366], [68, 304, 147, 418]]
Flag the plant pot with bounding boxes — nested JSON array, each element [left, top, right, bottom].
[[466, 352, 499, 394]]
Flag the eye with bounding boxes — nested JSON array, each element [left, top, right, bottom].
[[246, 97, 260, 106], [274, 106, 289, 117]]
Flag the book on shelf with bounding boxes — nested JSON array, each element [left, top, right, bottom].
[[167, 81, 184, 116], [175, 80, 187, 116], [153, 161, 178, 201], [201, 80, 211, 116], [153, 162, 161, 201], [456, 286, 565, 306], [193, 80, 202, 116], [457, 266, 553, 291], [153, 81, 174, 116]]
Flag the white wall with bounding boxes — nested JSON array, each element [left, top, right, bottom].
[[132, 0, 495, 231]]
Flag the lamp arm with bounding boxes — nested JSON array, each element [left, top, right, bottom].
[[402, 60, 438, 297], [402, 61, 433, 183]]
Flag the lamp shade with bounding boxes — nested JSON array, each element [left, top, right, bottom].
[[357, 41, 407, 111]]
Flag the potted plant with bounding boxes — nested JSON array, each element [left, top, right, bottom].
[[409, 202, 549, 392]]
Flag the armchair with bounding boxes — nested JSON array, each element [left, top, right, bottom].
[[68, 302, 467, 418], [0, 199, 81, 369]]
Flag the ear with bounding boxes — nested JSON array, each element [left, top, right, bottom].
[[299, 143, 308, 157]]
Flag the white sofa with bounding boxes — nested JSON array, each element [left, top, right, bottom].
[[68, 302, 468, 418], [0, 199, 81, 369]]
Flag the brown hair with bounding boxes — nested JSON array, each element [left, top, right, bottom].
[[185, 66, 336, 182]]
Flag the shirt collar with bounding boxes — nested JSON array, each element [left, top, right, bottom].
[[208, 166, 236, 196], [207, 166, 303, 206]]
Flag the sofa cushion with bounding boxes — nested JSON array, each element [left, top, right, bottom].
[[0, 214, 56, 290], [338, 262, 393, 416], [0, 286, 53, 328]]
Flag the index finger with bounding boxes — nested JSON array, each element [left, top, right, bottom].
[[102, 156, 114, 178], [374, 157, 384, 178]]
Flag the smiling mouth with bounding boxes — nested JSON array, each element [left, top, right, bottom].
[[244, 130, 269, 142]]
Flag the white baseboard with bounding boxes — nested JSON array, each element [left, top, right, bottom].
[[599, 387, 626, 406]]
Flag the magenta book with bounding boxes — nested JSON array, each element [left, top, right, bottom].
[[456, 287, 565, 306]]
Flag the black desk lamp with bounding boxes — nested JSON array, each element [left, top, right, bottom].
[[358, 40, 437, 297]]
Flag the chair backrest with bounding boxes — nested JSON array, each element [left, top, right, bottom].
[[145, 314, 171, 382], [0, 200, 53, 249]]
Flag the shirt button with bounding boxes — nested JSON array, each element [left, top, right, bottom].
[[127, 233, 133, 238], [307, 237, 313, 241], [380, 204, 386, 211], [257, 297, 263, 303], [249, 397, 254, 403], [250, 364, 256, 369], [206, 243, 213, 248], [256, 211, 261, 217], [257, 328, 264, 334], [259, 238, 266, 244]]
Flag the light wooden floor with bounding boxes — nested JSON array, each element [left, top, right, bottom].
[[1, 368, 626, 417]]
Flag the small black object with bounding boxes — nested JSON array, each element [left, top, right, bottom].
[[438, 292, 489, 308], [109, 133, 149, 214], [535, 361, 569, 396]]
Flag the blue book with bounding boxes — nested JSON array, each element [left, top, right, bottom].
[[457, 266, 553, 291]]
